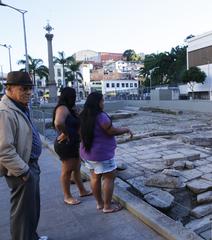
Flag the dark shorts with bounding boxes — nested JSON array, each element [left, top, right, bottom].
[[54, 139, 79, 160]]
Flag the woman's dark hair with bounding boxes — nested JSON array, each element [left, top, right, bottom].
[[80, 92, 103, 151], [52, 87, 76, 128]]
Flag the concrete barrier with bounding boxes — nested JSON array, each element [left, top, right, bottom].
[[125, 100, 212, 113]]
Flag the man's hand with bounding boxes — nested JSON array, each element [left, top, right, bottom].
[[22, 171, 30, 182]]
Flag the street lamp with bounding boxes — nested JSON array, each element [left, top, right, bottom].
[[0, 43, 12, 71], [149, 67, 159, 90], [0, 1, 29, 72], [0, 65, 5, 94]]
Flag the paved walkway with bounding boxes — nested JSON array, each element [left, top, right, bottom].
[[0, 146, 165, 240]]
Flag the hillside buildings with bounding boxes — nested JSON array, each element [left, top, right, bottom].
[[54, 50, 142, 99]]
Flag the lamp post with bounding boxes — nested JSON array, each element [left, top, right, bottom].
[[0, 65, 4, 94], [0, 1, 29, 72], [0, 43, 12, 71], [149, 67, 159, 90]]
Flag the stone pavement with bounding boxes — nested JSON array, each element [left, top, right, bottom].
[[37, 105, 212, 240], [112, 107, 212, 240], [40, 139, 202, 239], [0, 146, 166, 240]]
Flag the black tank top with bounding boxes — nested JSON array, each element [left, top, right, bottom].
[[65, 113, 80, 144]]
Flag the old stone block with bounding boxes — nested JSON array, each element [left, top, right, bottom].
[[185, 214, 212, 233], [187, 179, 212, 194], [197, 191, 212, 204], [162, 169, 181, 177], [173, 161, 186, 170], [144, 189, 174, 210], [185, 161, 195, 169], [191, 203, 212, 218], [186, 154, 201, 161], [201, 173, 212, 181], [163, 153, 186, 164], [128, 176, 158, 195], [145, 173, 185, 189], [197, 164, 212, 174], [180, 169, 202, 181], [141, 162, 166, 172]]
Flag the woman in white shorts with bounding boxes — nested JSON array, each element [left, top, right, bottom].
[[80, 92, 133, 213]]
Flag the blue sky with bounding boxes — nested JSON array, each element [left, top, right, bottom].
[[1, 0, 212, 73]]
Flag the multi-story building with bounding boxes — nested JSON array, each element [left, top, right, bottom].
[[186, 31, 212, 99], [99, 52, 123, 62], [73, 50, 123, 63], [90, 79, 138, 96], [73, 50, 100, 62], [90, 66, 138, 96]]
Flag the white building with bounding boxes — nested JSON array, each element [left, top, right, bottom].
[[103, 60, 143, 76], [73, 50, 100, 62], [54, 63, 85, 98], [90, 79, 138, 95], [187, 31, 212, 99], [79, 63, 93, 96], [54, 64, 65, 88]]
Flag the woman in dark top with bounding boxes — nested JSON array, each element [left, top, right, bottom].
[[53, 87, 91, 205]]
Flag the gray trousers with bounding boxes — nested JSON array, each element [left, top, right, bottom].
[[5, 161, 40, 240]]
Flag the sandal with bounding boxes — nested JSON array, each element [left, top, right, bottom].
[[102, 203, 123, 213], [64, 198, 81, 205], [79, 191, 92, 197], [96, 204, 104, 210]]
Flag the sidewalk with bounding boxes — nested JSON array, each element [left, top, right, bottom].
[[0, 146, 165, 240]]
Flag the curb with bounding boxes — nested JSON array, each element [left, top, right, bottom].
[[40, 135, 203, 240]]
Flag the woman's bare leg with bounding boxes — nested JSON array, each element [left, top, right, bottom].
[[102, 170, 116, 210], [61, 159, 80, 205], [72, 158, 92, 196], [90, 171, 104, 209]]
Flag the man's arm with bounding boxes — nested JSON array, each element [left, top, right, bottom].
[[0, 110, 29, 177]]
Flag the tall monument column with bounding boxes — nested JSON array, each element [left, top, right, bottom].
[[44, 22, 57, 103]]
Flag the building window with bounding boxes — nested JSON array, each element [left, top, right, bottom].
[[112, 83, 115, 88], [122, 83, 125, 87], [57, 79, 62, 87], [106, 83, 110, 88], [126, 83, 129, 87], [130, 83, 133, 87], [134, 83, 137, 87], [57, 69, 61, 77], [116, 83, 120, 88]]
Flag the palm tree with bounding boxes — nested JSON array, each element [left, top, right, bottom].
[[65, 61, 83, 99], [18, 55, 49, 86], [0, 82, 3, 93], [53, 51, 75, 87]]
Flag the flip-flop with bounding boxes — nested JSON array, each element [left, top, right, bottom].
[[79, 191, 92, 197], [102, 204, 123, 213], [96, 204, 103, 210], [64, 198, 81, 205]]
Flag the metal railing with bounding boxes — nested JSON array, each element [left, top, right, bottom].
[[31, 109, 56, 141]]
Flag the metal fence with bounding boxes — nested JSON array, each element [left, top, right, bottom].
[[31, 109, 56, 141]]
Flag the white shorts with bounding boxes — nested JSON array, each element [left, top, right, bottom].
[[83, 158, 117, 174]]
